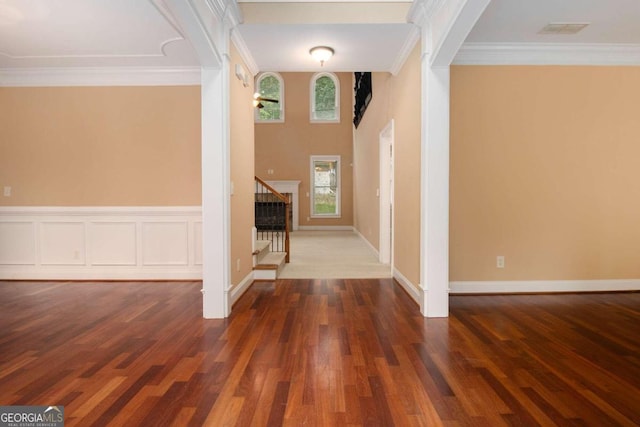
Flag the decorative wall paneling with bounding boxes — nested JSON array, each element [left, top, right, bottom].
[[0, 207, 202, 280]]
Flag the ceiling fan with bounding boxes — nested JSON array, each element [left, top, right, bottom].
[[253, 93, 279, 109]]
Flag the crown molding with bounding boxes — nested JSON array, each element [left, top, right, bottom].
[[454, 42, 640, 65], [407, 0, 446, 27], [390, 25, 420, 75], [0, 67, 201, 87], [231, 28, 259, 76]]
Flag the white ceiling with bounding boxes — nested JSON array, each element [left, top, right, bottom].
[[467, 0, 640, 44], [0, 0, 199, 68], [1, 0, 640, 84]]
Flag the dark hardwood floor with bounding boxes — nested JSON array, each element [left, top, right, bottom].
[[0, 279, 638, 426]]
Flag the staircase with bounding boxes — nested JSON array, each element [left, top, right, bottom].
[[253, 176, 291, 280], [253, 238, 287, 280]]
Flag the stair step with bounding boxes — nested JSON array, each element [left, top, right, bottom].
[[256, 252, 286, 267], [254, 252, 286, 280], [253, 240, 270, 255]]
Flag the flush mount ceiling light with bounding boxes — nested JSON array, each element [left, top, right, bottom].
[[309, 46, 334, 66]]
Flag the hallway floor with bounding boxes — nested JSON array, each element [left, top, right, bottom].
[[279, 230, 392, 279]]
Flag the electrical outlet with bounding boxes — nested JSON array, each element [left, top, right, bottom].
[[236, 258, 241, 272], [496, 256, 505, 269], [3, 186, 10, 197]]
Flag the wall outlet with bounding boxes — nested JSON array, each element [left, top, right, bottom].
[[236, 258, 241, 272], [3, 186, 10, 197], [496, 256, 505, 268]]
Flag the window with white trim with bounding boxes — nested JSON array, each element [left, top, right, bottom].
[[310, 155, 341, 217], [310, 72, 339, 122], [255, 72, 284, 122]]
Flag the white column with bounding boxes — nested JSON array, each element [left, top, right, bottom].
[[410, 0, 490, 317], [420, 62, 450, 317], [201, 66, 231, 319]]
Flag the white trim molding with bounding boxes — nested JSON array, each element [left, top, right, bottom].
[[450, 279, 640, 294], [454, 43, 640, 66], [390, 26, 420, 75], [0, 206, 202, 280], [0, 67, 201, 87], [231, 28, 259, 76], [393, 267, 422, 305], [228, 270, 255, 307]]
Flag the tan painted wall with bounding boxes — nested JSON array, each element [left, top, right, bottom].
[[450, 65, 640, 281], [229, 45, 256, 286], [352, 73, 390, 247], [389, 46, 422, 287], [254, 72, 353, 226], [353, 45, 422, 287], [0, 86, 201, 206]]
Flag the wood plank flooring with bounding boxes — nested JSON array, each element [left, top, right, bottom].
[[0, 279, 639, 426]]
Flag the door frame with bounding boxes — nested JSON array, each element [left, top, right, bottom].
[[379, 119, 394, 266]]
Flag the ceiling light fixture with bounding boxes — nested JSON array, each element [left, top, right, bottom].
[[309, 46, 334, 66]]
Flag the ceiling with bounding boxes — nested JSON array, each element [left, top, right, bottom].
[[1, 0, 640, 84]]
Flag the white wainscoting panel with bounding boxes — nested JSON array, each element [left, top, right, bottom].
[[0, 207, 203, 280], [194, 222, 203, 266], [40, 222, 86, 265], [89, 222, 137, 266], [0, 222, 36, 265], [142, 222, 189, 266]]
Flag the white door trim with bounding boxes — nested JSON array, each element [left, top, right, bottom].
[[379, 119, 394, 266]]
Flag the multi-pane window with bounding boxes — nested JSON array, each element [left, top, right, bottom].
[[310, 72, 339, 122], [310, 155, 340, 217], [255, 72, 284, 122]]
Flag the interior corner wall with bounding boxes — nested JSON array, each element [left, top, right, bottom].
[[254, 72, 353, 227], [353, 44, 422, 289], [0, 86, 201, 206], [450, 65, 640, 282], [229, 44, 255, 288]]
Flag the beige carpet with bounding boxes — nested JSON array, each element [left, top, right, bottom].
[[278, 230, 392, 279]]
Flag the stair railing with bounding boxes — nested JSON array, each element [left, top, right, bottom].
[[254, 176, 290, 263]]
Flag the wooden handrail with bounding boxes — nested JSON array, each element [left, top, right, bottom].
[[255, 176, 289, 204]]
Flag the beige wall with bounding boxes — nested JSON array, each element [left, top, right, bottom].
[[353, 45, 422, 287], [254, 72, 353, 226], [0, 86, 201, 206], [389, 46, 422, 287], [450, 65, 640, 281], [353, 73, 389, 247], [229, 45, 256, 286]]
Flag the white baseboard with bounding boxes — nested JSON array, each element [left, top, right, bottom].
[[450, 279, 640, 294], [353, 229, 379, 258], [393, 267, 422, 305], [297, 225, 355, 231], [228, 271, 254, 307]]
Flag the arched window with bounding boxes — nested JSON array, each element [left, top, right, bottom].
[[255, 72, 284, 122], [310, 72, 339, 122]]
